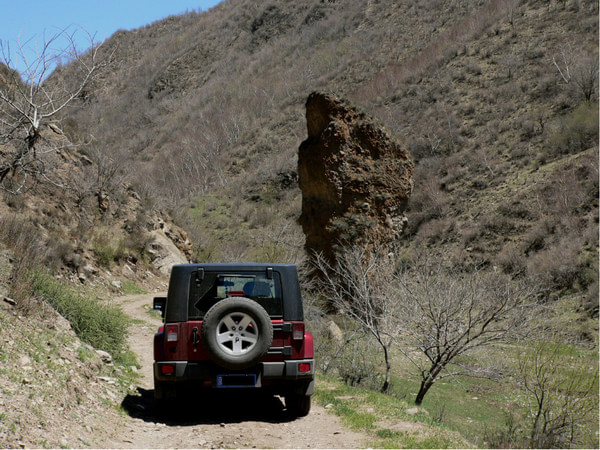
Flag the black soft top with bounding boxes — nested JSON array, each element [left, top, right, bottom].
[[164, 263, 304, 322]]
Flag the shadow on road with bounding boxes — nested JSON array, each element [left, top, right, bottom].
[[121, 387, 298, 426]]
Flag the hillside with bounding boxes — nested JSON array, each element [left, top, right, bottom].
[[0, 0, 598, 447], [59, 0, 598, 318]]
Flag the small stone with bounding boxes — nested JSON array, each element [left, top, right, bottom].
[[2, 297, 16, 306], [83, 265, 98, 275], [98, 376, 116, 384], [96, 350, 113, 363]]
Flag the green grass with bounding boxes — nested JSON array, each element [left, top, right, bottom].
[[29, 270, 131, 364], [314, 374, 470, 448], [190, 195, 247, 234], [120, 280, 146, 295], [387, 371, 510, 445], [146, 306, 163, 320], [322, 336, 599, 447], [91, 233, 122, 268], [547, 101, 599, 158], [189, 195, 251, 261], [189, 193, 302, 262]]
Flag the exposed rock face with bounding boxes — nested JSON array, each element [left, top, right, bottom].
[[298, 92, 413, 262], [146, 215, 193, 275]]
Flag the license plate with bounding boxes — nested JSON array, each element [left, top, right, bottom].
[[216, 374, 257, 388]]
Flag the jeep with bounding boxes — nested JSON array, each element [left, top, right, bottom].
[[153, 263, 315, 416]]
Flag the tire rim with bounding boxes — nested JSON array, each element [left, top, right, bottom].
[[215, 312, 259, 355]]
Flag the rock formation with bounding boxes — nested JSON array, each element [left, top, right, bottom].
[[298, 92, 413, 262], [147, 215, 193, 274]]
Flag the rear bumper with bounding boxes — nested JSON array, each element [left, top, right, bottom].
[[154, 359, 315, 390]]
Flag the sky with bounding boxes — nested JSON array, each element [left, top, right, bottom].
[[0, 0, 222, 75]]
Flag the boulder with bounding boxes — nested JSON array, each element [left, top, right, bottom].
[[298, 92, 413, 263], [147, 229, 189, 275], [326, 320, 344, 345], [152, 215, 193, 261]]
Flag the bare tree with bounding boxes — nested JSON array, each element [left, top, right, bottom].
[[571, 52, 599, 103], [552, 44, 574, 85], [517, 342, 598, 448], [315, 244, 536, 403], [314, 245, 402, 393], [395, 263, 535, 405], [0, 28, 108, 194], [250, 221, 305, 264], [552, 44, 599, 102]]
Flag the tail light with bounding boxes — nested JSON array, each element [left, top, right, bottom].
[[161, 364, 175, 375], [292, 323, 304, 341], [166, 324, 179, 342], [298, 362, 311, 373]]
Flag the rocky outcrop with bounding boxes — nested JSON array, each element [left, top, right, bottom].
[[298, 92, 413, 262], [147, 215, 193, 274]]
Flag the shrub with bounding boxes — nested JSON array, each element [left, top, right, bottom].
[[516, 342, 599, 448], [546, 102, 599, 158], [526, 238, 585, 298], [47, 238, 83, 272], [415, 217, 456, 245], [522, 218, 556, 255], [406, 173, 451, 236], [496, 242, 526, 275], [583, 280, 599, 318], [0, 216, 46, 275], [0, 216, 48, 312], [92, 234, 119, 268], [92, 229, 149, 267], [335, 332, 383, 391], [28, 271, 130, 362]]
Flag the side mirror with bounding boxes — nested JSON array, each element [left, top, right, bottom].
[[153, 297, 167, 318]]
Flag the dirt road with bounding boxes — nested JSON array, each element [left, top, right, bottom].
[[105, 294, 367, 449]]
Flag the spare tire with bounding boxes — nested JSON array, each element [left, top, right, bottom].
[[201, 297, 273, 370]]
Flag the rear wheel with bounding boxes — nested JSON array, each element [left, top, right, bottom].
[[285, 393, 311, 417], [154, 379, 177, 407]]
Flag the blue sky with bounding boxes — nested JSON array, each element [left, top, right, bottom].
[[0, 0, 222, 75]]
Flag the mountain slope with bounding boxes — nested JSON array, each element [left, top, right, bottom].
[[0, 1, 597, 446], [61, 0, 597, 320]]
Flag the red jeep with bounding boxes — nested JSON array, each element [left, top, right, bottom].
[[153, 263, 315, 416]]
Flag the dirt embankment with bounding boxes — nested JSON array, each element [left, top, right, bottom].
[[103, 294, 368, 449]]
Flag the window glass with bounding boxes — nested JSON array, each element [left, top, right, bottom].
[[188, 271, 282, 319]]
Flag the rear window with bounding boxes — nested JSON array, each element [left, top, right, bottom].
[[188, 271, 283, 319]]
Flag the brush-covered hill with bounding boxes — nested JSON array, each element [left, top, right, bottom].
[[58, 0, 597, 328], [0, 0, 597, 447]]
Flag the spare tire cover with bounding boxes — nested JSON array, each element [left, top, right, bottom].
[[201, 297, 273, 370]]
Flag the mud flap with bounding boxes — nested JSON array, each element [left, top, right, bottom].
[[304, 378, 315, 396]]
